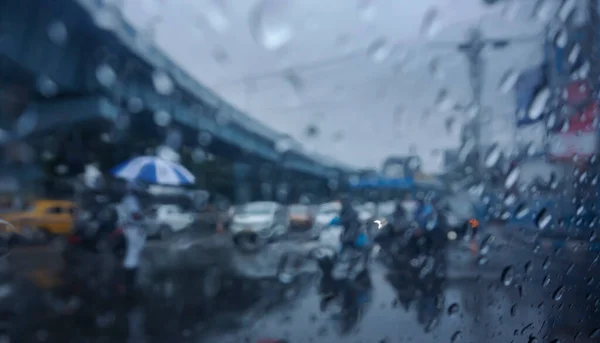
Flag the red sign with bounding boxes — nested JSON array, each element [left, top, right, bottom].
[[562, 80, 591, 106]]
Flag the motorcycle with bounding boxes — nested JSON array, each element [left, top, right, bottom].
[[318, 265, 373, 335], [312, 216, 373, 282]]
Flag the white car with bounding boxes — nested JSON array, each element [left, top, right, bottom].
[[310, 202, 341, 238], [229, 201, 289, 242], [146, 205, 196, 238]]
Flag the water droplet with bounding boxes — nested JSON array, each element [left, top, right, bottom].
[[94, 5, 120, 31], [524, 261, 532, 274], [485, 145, 501, 167], [367, 38, 392, 63], [568, 44, 581, 65], [15, 110, 38, 137], [450, 330, 462, 343], [532, 0, 557, 21], [590, 328, 600, 339], [47, 20, 68, 45], [558, 0, 576, 23], [447, 303, 460, 316], [505, 167, 520, 189], [96, 64, 117, 87], [420, 8, 441, 38], [199, 0, 230, 33], [153, 110, 172, 127], [275, 137, 294, 153], [535, 208, 552, 230], [250, 0, 295, 51], [192, 148, 207, 163], [197, 131, 213, 146], [552, 285, 565, 301], [501, 266, 514, 286], [284, 69, 304, 93], [212, 47, 230, 64], [358, 0, 377, 21], [36, 76, 58, 97], [555, 29, 568, 48], [528, 88, 550, 121], [152, 70, 174, 95], [543, 275, 550, 287], [305, 124, 319, 138], [499, 69, 518, 94], [127, 97, 144, 113], [435, 89, 452, 111]]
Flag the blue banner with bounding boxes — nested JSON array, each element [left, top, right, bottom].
[[515, 66, 545, 127], [349, 177, 414, 189]]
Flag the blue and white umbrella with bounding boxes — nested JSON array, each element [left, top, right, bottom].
[[111, 156, 195, 186]]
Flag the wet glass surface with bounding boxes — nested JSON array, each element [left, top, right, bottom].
[[1, 0, 600, 342]]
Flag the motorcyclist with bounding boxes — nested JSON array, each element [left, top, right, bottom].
[[336, 195, 363, 252]]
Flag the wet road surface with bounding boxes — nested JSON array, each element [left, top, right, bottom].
[[3, 224, 600, 342]]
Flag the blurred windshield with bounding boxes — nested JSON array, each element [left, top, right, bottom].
[[3, 0, 600, 342], [237, 202, 276, 215]]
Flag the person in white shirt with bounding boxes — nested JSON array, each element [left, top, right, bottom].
[[119, 181, 147, 292]]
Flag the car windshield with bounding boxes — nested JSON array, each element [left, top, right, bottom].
[[238, 203, 275, 215], [289, 205, 308, 215], [6, 1, 600, 342], [318, 203, 341, 215]]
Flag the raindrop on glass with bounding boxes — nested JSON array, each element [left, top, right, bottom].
[[15, 111, 38, 137], [558, 0, 576, 23], [127, 97, 144, 113], [47, 20, 68, 45], [212, 47, 230, 64], [499, 69, 518, 94], [568, 44, 581, 65], [450, 330, 463, 343], [153, 110, 172, 127], [96, 64, 117, 87], [94, 5, 120, 31], [505, 167, 520, 189], [357, 0, 377, 22], [36, 76, 58, 97], [367, 38, 392, 63], [501, 266, 514, 286], [197, 131, 213, 146], [543, 275, 551, 287], [555, 29, 568, 48], [284, 69, 304, 93], [192, 148, 207, 163], [485, 145, 501, 168], [535, 208, 552, 230], [420, 8, 441, 38], [152, 70, 174, 95], [275, 137, 294, 153], [447, 303, 460, 316], [528, 88, 550, 121], [200, 0, 230, 33], [552, 285, 565, 301], [250, 0, 294, 51]]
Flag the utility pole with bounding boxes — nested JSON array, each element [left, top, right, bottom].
[[452, 28, 539, 177]]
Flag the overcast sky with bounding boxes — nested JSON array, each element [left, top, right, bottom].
[[120, 0, 571, 172]]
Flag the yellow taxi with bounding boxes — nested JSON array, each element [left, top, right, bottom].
[[0, 199, 77, 236]]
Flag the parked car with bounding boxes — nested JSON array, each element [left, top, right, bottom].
[[288, 204, 314, 231], [230, 201, 289, 252], [145, 204, 196, 239], [311, 201, 342, 242], [0, 199, 77, 239]]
